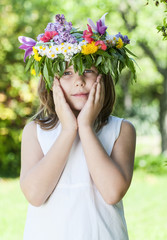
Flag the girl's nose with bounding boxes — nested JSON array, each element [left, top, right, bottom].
[[74, 74, 85, 87]]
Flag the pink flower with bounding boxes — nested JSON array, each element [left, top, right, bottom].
[[83, 24, 94, 43], [95, 40, 107, 50], [40, 31, 58, 42]]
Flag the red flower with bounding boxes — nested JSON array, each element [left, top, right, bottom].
[[40, 31, 58, 42], [83, 24, 94, 43], [95, 40, 107, 50]]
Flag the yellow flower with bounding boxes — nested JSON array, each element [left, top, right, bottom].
[[81, 41, 98, 55], [34, 54, 42, 61], [116, 37, 124, 49], [33, 47, 42, 61], [39, 46, 43, 49], [31, 69, 36, 76], [33, 47, 38, 54]]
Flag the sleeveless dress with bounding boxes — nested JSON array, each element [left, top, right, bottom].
[[23, 115, 129, 240]]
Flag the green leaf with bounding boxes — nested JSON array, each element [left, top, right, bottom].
[[43, 62, 50, 87], [59, 61, 66, 76], [85, 55, 93, 68], [95, 56, 103, 67], [76, 55, 85, 75], [46, 58, 54, 76], [25, 56, 34, 72], [125, 57, 137, 82], [53, 61, 58, 73], [96, 49, 111, 58], [124, 47, 138, 58], [118, 61, 125, 73], [34, 61, 40, 76]]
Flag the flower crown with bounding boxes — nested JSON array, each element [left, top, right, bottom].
[[18, 13, 137, 90]]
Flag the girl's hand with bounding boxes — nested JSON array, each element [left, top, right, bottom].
[[52, 77, 78, 132], [77, 74, 104, 130]]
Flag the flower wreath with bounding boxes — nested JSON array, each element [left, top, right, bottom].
[[18, 13, 137, 90]]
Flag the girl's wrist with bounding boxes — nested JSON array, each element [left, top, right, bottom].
[[78, 125, 94, 136], [61, 126, 78, 136]]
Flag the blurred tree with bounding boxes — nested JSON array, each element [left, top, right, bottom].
[[0, 0, 166, 177], [146, 0, 167, 40], [105, 1, 167, 153]]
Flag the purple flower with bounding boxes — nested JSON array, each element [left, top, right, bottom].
[[123, 35, 130, 44], [115, 32, 130, 44], [87, 12, 108, 35], [53, 35, 63, 44], [57, 24, 65, 33], [67, 35, 77, 44], [53, 30, 77, 44], [18, 36, 36, 62], [45, 22, 58, 32], [55, 14, 65, 25], [65, 21, 72, 32], [96, 19, 107, 35]]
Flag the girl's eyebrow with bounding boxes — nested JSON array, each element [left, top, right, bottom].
[[65, 67, 73, 71]]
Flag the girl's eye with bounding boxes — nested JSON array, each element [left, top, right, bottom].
[[63, 71, 72, 76], [84, 69, 93, 74]]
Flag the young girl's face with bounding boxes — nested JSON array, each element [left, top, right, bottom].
[[58, 65, 99, 113]]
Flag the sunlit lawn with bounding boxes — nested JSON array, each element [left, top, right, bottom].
[[0, 169, 167, 240]]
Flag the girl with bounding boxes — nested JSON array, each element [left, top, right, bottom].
[[19, 13, 136, 240]]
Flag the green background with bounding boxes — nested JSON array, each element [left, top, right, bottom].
[[0, 0, 167, 239]]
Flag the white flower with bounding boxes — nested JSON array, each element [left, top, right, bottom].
[[106, 34, 118, 46]]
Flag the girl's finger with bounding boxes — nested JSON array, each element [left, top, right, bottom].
[[95, 74, 104, 103], [88, 82, 97, 104], [97, 78, 104, 103], [95, 82, 101, 103], [53, 77, 60, 87], [96, 74, 102, 83], [53, 79, 66, 104]]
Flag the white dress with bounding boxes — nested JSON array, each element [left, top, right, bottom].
[[23, 115, 129, 240]]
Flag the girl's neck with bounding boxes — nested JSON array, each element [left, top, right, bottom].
[[72, 109, 80, 118]]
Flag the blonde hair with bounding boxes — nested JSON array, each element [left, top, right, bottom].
[[32, 73, 116, 132]]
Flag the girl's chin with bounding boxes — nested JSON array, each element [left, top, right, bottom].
[[71, 104, 85, 115]]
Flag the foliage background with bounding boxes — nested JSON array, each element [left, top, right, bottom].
[[0, 0, 167, 238], [0, 0, 167, 176]]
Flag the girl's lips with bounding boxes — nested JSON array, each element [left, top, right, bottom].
[[72, 93, 89, 97]]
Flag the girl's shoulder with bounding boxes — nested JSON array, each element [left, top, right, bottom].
[[111, 116, 136, 144], [23, 120, 37, 132], [22, 121, 37, 141], [108, 115, 136, 132], [107, 115, 136, 142]]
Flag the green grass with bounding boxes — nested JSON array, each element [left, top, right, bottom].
[[0, 170, 167, 239], [124, 170, 167, 239], [0, 179, 27, 240]]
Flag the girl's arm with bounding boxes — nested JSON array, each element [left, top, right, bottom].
[[20, 78, 77, 207], [20, 122, 76, 207], [78, 76, 136, 205], [79, 120, 136, 205]]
